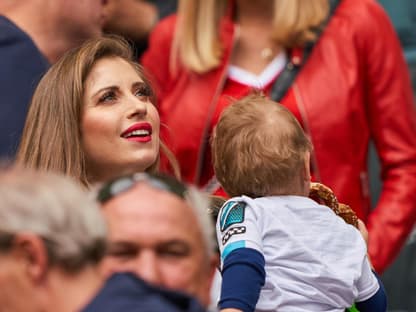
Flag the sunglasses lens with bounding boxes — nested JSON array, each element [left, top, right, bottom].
[[97, 173, 186, 203]]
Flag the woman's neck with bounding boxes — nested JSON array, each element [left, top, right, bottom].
[[230, 0, 280, 75], [234, 0, 274, 24]]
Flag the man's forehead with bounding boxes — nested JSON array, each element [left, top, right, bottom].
[[103, 185, 203, 243], [104, 183, 194, 217]]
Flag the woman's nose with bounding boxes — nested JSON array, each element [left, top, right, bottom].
[[127, 95, 147, 119]]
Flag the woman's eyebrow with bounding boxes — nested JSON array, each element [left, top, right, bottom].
[[132, 81, 146, 88], [92, 85, 119, 98]]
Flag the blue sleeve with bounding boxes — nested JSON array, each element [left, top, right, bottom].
[[355, 271, 387, 312], [0, 16, 49, 158], [219, 248, 265, 312]]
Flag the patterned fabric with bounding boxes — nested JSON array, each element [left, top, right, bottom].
[[219, 201, 246, 231]]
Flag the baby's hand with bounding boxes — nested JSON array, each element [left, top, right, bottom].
[[357, 219, 368, 246], [357, 219, 375, 270]]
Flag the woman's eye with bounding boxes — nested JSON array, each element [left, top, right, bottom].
[[99, 91, 116, 103], [134, 85, 152, 98]]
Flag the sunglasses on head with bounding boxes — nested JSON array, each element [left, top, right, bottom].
[[96, 172, 187, 203]]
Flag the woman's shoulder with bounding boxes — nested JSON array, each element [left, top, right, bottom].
[[327, 0, 399, 51], [335, 0, 393, 30]]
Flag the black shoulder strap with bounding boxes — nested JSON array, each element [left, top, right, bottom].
[[270, 0, 341, 102]]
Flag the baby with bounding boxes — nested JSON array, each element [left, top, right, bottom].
[[211, 94, 386, 312]]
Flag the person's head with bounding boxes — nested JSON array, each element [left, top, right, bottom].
[[0, 167, 107, 312], [212, 93, 313, 197], [17, 36, 176, 186], [1, 0, 107, 63], [175, 0, 329, 73], [52, 0, 107, 44], [96, 172, 218, 307]]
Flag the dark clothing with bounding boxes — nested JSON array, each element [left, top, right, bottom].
[[82, 273, 207, 312], [0, 15, 49, 159], [356, 272, 387, 312], [151, 0, 177, 20], [133, 0, 177, 58]]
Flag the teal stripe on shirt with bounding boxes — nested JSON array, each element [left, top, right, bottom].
[[222, 241, 246, 260]]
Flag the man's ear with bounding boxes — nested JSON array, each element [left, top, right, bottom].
[[209, 253, 220, 279], [13, 234, 49, 283], [207, 253, 220, 290], [201, 254, 221, 306]]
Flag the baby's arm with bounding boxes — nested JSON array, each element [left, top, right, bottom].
[[355, 256, 387, 312], [355, 271, 387, 311], [219, 248, 265, 312], [216, 199, 265, 312], [357, 219, 369, 246], [354, 220, 386, 310], [357, 219, 374, 270]]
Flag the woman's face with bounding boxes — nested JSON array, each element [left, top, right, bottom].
[[82, 57, 160, 182]]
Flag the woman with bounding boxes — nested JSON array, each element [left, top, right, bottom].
[[141, 0, 416, 273], [17, 36, 178, 186]]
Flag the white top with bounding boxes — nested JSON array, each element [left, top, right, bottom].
[[216, 195, 379, 312], [228, 52, 287, 89]]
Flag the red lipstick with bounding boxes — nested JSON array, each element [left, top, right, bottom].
[[121, 122, 152, 143]]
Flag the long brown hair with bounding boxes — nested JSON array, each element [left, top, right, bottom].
[[175, 0, 329, 73], [17, 36, 179, 186]]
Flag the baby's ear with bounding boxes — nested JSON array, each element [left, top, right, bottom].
[[303, 151, 311, 181], [211, 126, 217, 141]]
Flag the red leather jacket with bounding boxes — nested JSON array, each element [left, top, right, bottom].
[[142, 0, 416, 273]]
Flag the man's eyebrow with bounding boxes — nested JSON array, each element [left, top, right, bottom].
[[156, 240, 191, 250], [106, 241, 138, 250]]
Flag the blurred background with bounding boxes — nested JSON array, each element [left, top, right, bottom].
[[372, 1, 416, 311]]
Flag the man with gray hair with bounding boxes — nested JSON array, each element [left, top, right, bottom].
[[0, 168, 206, 312], [97, 172, 219, 308], [0, 167, 106, 311]]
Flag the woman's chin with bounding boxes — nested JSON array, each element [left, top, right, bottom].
[[128, 155, 158, 173]]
